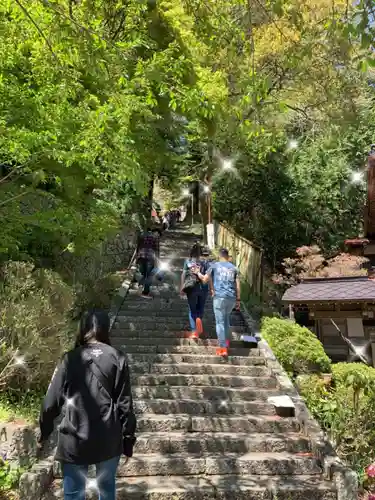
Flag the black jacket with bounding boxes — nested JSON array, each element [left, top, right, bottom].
[[39, 342, 136, 465]]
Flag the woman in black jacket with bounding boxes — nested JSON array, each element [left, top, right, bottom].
[[38, 310, 136, 500]]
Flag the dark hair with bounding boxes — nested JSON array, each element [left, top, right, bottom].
[[201, 246, 210, 256], [219, 247, 229, 259], [190, 242, 202, 260], [75, 310, 111, 347]]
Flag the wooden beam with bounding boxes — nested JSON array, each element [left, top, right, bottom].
[[310, 310, 363, 319]]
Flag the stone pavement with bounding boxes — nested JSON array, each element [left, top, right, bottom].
[[42, 226, 341, 499]]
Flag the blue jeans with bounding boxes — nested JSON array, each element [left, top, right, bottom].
[[213, 297, 236, 347], [138, 258, 154, 295], [62, 456, 120, 500], [187, 288, 208, 331]]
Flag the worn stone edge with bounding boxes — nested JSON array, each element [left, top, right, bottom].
[[240, 301, 358, 500], [108, 257, 138, 333], [18, 256, 138, 500]]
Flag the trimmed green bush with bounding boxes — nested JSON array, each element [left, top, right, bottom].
[[261, 317, 331, 375]]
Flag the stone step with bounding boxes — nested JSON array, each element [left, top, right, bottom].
[[113, 330, 237, 340], [112, 337, 248, 347], [133, 398, 276, 416], [118, 451, 322, 477], [119, 307, 216, 316], [54, 452, 321, 478], [38, 228, 339, 500], [127, 289, 181, 298], [133, 432, 311, 455], [132, 385, 280, 401], [119, 305, 215, 314], [113, 324, 248, 333], [130, 362, 270, 376], [122, 298, 212, 309], [130, 374, 277, 389], [44, 474, 337, 500], [125, 353, 265, 366], [114, 344, 260, 356], [116, 312, 241, 321], [118, 313, 217, 322], [114, 319, 247, 330], [115, 315, 245, 326], [112, 322, 249, 334], [136, 414, 300, 433]]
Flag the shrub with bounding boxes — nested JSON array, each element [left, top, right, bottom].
[[295, 374, 330, 420], [0, 262, 75, 396], [261, 317, 331, 375], [298, 367, 375, 474], [332, 363, 375, 393], [0, 456, 25, 493]]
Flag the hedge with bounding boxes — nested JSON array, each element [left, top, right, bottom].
[[261, 317, 331, 375]]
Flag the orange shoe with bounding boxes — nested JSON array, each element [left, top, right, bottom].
[[216, 347, 228, 357], [196, 318, 203, 335], [191, 331, 199, 340]]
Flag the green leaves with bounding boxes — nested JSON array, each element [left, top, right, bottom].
[[0, 0, 218, 262]]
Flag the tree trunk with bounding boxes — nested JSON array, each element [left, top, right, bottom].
[[146, 177, 154, 224]]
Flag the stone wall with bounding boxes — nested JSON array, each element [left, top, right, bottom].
[[0, 422, 38, 466], [58, 225, 137, 284]]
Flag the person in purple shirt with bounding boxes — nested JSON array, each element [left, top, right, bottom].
[[193, 248, 240, 357], [136, 228, 159, 298]]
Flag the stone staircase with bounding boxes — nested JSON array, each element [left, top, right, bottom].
[[44, 227, 339, 499]]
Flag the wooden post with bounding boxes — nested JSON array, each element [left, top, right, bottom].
[[289, 304, 295, 321], [366, 147, 375, 239], [207, 193, 212, 224]]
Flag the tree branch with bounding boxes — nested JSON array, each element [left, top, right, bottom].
[[0, 165, 25, 185], [0, 190, 30, 207], [38, 0, 127, 61], [13, 0, 59, 62], [285, 103, 310, 119]]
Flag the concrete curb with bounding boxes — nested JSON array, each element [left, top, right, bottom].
[[19, 260, 138, 500], [239, 301, 358, 500]]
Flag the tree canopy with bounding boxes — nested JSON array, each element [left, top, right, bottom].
[[0, 0, 374, 267]]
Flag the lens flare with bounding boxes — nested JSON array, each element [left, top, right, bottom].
[[214, 154, 240, 180], [159, 261, 170, 272], [288, 139, 298, 150], [86, 479, 98, 491], [14, 355, 25, 366], [65, 397, 75, 408], [350, 171, 364, 184], [221, 158, 234, 171]]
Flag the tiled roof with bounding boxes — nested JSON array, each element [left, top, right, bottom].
[[282, 277, 375, 303]]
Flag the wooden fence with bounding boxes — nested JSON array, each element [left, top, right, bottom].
[[214, 222, 263, 296]]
